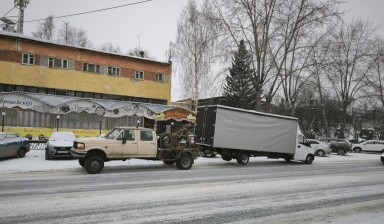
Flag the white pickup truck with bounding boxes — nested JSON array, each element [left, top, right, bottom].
[[71, 127, 199, 174]]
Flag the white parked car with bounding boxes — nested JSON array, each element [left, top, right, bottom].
[[307, 139, 331, 157], [352, 140, 384, 153], [45, 132, 76, 160]]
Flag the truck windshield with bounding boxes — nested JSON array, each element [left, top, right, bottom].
[[104, 128, 122, 140]]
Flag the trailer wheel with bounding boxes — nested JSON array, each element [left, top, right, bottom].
[[158, 133, 175, 148], [221, 154, 232, 161], [176, 154, 193, 170], [304, 155, 314, 164], [85, 156, 104, 174], [236, 152, 249, 165]]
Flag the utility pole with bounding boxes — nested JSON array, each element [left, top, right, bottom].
[[15, 0, 30, 33]]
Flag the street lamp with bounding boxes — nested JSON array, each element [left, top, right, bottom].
[[56, 115, 60, 132], [1, 112, 5, 132]]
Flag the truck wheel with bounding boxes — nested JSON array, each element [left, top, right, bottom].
[[353, 147, 362, 153], [337, 148, 346, 156], [163, 160, 175, 165], [176, 154, 193, 170], [236, 152, 249, 165], [316, 149, 325, 157], [159, 133, 175, 148], [284, 157, 292, 163], [221, 154, 232, 161], [304, 155, 314, 164], [85, 156, 104, 174], [79, 158, 85, 167]]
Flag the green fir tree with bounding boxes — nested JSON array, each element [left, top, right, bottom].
[[223, 40, 254, 109]]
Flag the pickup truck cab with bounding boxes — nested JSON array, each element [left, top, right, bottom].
[[71, 127, 199, 174]]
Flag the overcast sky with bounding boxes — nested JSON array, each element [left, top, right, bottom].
[[1, 0, 384, 100]]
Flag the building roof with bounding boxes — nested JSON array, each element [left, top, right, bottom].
[[0, 30, 171, 65]]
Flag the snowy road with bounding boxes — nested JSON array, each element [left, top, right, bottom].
[[0, 151, 383, 223]]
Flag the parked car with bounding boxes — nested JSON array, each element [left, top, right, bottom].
[[45, 132, 76, 160], [307, 139, 331, 157], [320, 138, 352, 156], [0, 132, 30, 159], [352, 140, 384, 153]]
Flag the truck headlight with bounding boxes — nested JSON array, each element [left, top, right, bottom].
[[76, 142, 85, 150]]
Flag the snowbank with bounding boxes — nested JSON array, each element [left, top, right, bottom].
[[0, 150, 380, 174]]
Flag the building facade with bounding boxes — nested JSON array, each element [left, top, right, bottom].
[[0, 31, 177, 136]]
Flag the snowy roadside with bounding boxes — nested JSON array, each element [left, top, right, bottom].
[[0, 150, 381, 174]]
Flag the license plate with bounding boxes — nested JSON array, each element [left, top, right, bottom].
[[57, 151, 69, 154]]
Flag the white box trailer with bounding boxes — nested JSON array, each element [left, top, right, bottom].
[[195, 105, 315, 165]]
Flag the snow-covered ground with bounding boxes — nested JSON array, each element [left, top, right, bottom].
[[0, 149, 380, 173]]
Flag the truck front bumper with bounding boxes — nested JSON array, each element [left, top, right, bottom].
[[71, 148, 87, 158]]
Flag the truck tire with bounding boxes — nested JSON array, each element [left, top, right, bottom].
[[337, 148, 346, 156], [176, 154, 193, 170], [85, 156, 104, 174], [236, 152, 249, 165], [221, 154, 232, 161], [304, 155, 314, 164], [163, 160, 175, 165], [79, 158, 85, 167], [158, 133, 175, 148]]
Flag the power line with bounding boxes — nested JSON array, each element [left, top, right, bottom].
[[22, 0, 154, 24]]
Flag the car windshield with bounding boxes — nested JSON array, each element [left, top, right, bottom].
[[49, 132, 75, 141], [104, 128, 122, 140]]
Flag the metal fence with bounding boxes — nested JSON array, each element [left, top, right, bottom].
[[29, 140, 47, 150]]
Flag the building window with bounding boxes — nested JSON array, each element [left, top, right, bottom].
[[48, 57, 68, 69], [62, 59, 68, 69], [48, 57, 54, 67], [83, 63, 100, 73], [108, 67, 120, 76], [135, 71, 144, 80], [156, 73, 165, 82], [22, 53, 34, 65]]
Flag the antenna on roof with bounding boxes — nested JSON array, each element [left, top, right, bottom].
[[14, 0, 30, 33]]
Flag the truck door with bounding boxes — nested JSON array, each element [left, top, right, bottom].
[[137, 130, 157, 158], [195, 106, 216, 146], [113, 130, 138, 157]]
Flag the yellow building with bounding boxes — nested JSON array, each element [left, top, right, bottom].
[[0, 31, 181, 137]]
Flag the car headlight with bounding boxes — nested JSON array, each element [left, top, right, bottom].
[[76, 142, 85, 150]]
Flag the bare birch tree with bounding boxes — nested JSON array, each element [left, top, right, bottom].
[[326, 19, 377, 137], [57, 22, 92, 47], [171, 0, 219, 102], [209, 0, 340, 112], [100, 42, 122, 54], [370, 37, 384, 108], [32, 15, 55, 40]]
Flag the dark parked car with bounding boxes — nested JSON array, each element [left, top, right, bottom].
[[0, 133, 30, 159], [320, 138, 352, 156], [45, 132, 76, 160]]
